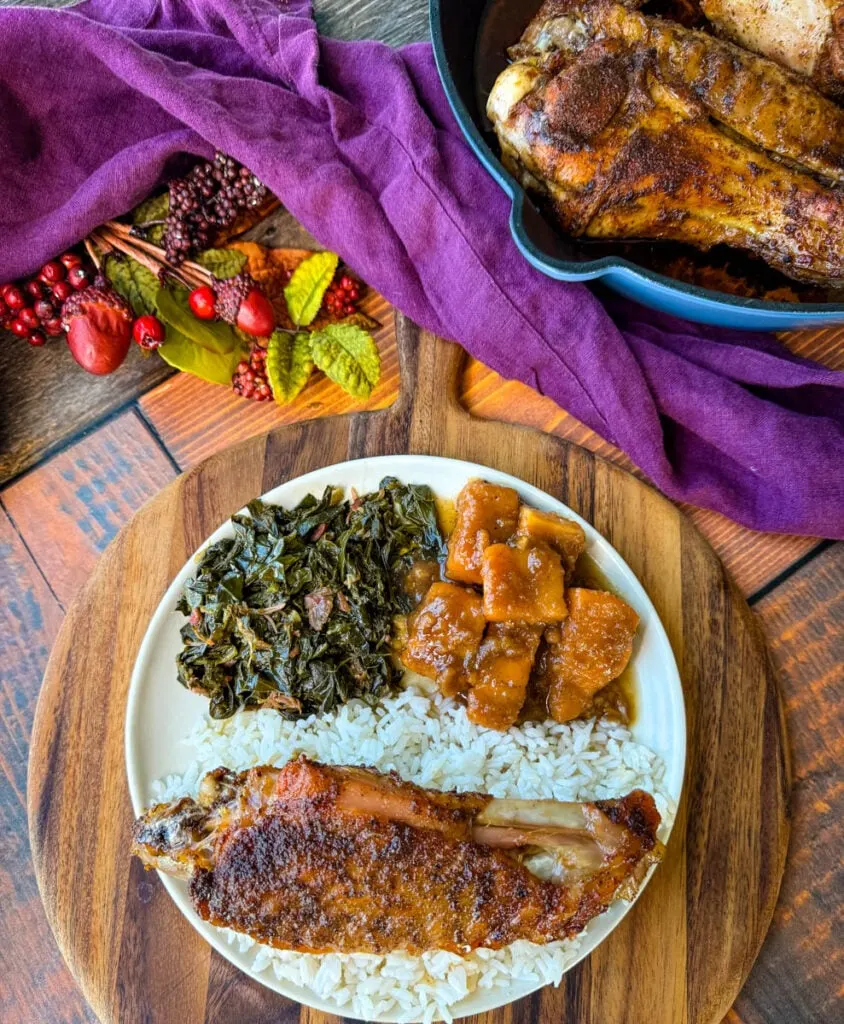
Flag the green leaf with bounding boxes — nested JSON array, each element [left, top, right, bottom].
[[311, 322, 380, 399], [132, 192, 169, 245], [195, 248, 247, 279], [104, 254, 159, 316], [266, 330, 314, 405], [283, 251, 338, 327], [155, 286, 246, 386], [133, 192, 169, 224]]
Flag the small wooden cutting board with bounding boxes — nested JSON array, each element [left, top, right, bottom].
[[27, 316, 789, 1024]]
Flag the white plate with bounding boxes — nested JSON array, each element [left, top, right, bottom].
[[126, 455, 686, 1021]]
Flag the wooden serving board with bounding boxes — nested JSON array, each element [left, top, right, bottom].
[[27, 320, 789, 1024]]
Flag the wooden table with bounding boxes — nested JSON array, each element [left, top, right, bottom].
[[2, 3, 842, 1022]]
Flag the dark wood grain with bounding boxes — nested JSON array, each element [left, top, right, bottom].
[[0, 337, 175, 487], [313, 0, 428, 46], [0, 409, 180, 1024], [27, 321, 789, 1024], [136, 212, 834, 600], [729, 544, 843, 1024], [2, 410, 177, 606], [0, 0, 423, 487], [0, 506, 97, 1024]]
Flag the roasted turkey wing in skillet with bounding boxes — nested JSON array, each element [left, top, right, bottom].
[[489, 0, 844, 286]]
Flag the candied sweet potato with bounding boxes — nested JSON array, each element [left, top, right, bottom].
[[516, 505, 585, 576], [446, 479, 520, 585], [467, 623, 543, 731], [543, 588, 639, 722], [481, 540, 567, 624], [401, 581, 486, 695]]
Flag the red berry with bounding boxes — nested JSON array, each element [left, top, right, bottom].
[[28, 330, 47, 347], [39, 260, 65, 283], [188, 285, 217, 320], [3, 285, 25, 310], [52, 280, 75, 304], [0, 297, 6, 317], [132, 314, 166, 351], [231, 341, 275, 401], [43, 317, 64, 337], [34, 299, 56, 321], [19, 307, 41, 329], [340, 275, 353, 289], [25, 279, 44, 299], [59, 252, 82, 270], [66, 266, 91, 291], [10, 318, 31, 337]]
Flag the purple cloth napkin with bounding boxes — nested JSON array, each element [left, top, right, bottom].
[[1, 0, 842, 537]]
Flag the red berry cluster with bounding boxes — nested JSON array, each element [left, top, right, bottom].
[[232, 345, 272, 401], [1, 253, 91, 346], [322, 273, 360, 318]]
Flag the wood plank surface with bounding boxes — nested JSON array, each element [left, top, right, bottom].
[[0, 412, 181, 1024], [0, 337, 175, 487], [2, 410, 177, 606], [0, 507, 97, 1024], [729, 544, 844, 1024], [27, 322, 789, 1024]]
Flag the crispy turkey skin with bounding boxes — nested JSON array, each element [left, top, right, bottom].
[[700, 0, 844, 99], [489, 0, 844, 286], [132, 758, 663, 955]]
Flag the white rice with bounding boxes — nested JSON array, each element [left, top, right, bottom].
[[154, 677, 672, 1022]]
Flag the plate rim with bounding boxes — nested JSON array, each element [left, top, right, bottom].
[[125, 453, 687, 1022]]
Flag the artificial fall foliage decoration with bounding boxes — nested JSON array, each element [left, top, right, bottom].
[[266, 330, 314, 403], [2, 151, 382, 405], [284, 251, 339, 327], [310, 321, 381, 398]]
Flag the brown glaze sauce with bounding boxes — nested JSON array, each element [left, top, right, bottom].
[[401, 512, 637, 728], [563, 554, 637, 725]]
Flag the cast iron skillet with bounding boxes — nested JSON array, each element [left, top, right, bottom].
[[430, 0, 844, 329]]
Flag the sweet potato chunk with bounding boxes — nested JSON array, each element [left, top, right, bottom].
[[446, 479, 520, 585], [467, 623, 543, 731], [516, 505, 585, 576], [481, 540, 567, 624], [543, 588, 639, 722], [401, 581, 486, 696]]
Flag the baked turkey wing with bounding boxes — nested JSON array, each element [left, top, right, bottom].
[[132, 757, 663, 955], [512, 0, 844, 184], [699, 0, 844, 99], [489, 19, 844, 285]]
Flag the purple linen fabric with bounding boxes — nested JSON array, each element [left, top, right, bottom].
[[0, 0, 842, 537]]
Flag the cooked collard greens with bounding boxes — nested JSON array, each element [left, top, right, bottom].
[[176, 477, 445, 719]]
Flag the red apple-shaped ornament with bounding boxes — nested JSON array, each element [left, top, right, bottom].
[[61, 276, 133, 375]]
